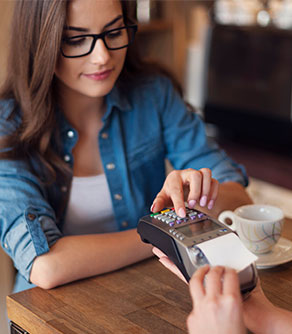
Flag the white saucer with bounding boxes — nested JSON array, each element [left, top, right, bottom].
[[256, 237, 292, 269]]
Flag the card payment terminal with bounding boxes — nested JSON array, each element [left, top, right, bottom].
[[137, 208, 257, 295]]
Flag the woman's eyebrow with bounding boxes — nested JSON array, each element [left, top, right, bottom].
[[65, 15, 123, 32], [65, 26, 88, 32], [104, 15, 123, 29]]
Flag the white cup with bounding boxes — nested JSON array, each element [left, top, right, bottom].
[[218, 204, 284, 254]]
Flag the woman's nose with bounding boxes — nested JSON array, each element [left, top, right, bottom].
[[89, 38, 111, 65]]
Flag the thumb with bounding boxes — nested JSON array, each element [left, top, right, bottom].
[[151, 191, 169, 212]]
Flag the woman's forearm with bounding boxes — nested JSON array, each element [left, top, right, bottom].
[[268, 307, 292, 334], [245, 302, 292, 334], [30, 229, 153, 289], [30, 182, 251, 289], [243, 281, 292, 334]]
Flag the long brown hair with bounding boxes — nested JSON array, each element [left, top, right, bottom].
[[0, 0, 182, 184]]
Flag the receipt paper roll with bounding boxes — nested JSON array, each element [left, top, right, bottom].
[[197, 233, 258, 272]]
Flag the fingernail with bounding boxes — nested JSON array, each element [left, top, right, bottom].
[[207, 200, 214, 210], [150, 203, 156, 212], [200, 195, 207, 207], [188, 199, 196, 209], [178, 207, 186, 218]]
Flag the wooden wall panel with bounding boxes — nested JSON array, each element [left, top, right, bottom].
[[0, 1, 14, 85]]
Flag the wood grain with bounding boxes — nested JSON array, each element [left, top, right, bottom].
[[7, 259, 191, 333], [7, 218, 292, 334], [0, 0, 14, 85], [258, 218, 292, 311]]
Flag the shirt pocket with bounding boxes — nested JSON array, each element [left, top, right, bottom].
[[127, 138, 165, 170]]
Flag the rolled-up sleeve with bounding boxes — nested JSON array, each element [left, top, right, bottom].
[[0, 160, 62, 282], [158, 77, 248, 186]]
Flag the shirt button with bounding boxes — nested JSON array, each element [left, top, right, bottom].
[[67, 130, 75, 138], [114, 194, 122, 201], [61, 186, 68, 192], [106, 163, 115, 170], [64, 154, 71, 162], [4, 243, 8, 249], [27, 213, 36, 221], [101, 132, 109, 139], [121, 221, 128, 228]]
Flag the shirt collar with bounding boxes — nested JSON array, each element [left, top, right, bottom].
[[104, 83, 132, 121], [57, 82, 132, 133]]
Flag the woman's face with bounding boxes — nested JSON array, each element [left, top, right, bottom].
[[55, 0, 127, 99]]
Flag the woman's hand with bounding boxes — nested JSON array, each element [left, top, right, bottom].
[[151, 168, 219, 217], [152, 250, 246, 334], [152, 247, 188, 283], [187, 265, 246, 334], [154, 249, 292, 334]]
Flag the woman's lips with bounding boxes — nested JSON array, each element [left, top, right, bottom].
[[83, 69, 112, 81]]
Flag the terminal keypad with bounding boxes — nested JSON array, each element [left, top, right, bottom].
[[150, 207, 207, 238], [150, 208, 228, 242], [151, 208, 206, 226]]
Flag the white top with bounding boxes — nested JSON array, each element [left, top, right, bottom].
[[63, 174, 117, 235]]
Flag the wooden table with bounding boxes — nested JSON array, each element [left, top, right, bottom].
[[7, 218, 292, 334]]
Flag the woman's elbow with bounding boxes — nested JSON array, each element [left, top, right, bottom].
[[30, 254, 60, 289]]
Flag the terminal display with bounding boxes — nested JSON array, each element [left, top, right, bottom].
[[175, 219, 219, 237]]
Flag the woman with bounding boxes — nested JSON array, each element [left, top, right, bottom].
[[0, 0, 251, 293]]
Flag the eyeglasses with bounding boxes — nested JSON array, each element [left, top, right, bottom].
[[61, 25, 138, 58]]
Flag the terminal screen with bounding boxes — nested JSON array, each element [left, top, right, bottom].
[[176, 219, 219, 238]]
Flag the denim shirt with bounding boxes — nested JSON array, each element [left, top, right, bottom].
[[0, 75, 248, 292]]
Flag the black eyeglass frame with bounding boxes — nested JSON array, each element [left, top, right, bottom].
[[61, 24, 138, 58]]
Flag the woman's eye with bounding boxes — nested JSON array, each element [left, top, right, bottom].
[[64, 37, 86, 47], [107, 30, 122, 39]]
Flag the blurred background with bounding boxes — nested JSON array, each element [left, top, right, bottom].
[[0, 1, 292, 333], [134, 0, 292, 192]]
